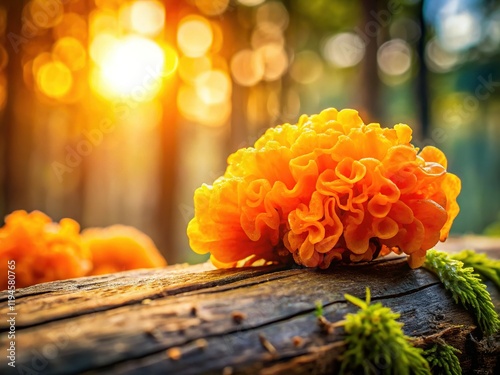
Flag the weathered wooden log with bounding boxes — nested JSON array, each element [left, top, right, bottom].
[[1, 237, 499, 375]]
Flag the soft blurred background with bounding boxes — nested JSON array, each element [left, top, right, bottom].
[[0, 0, 499, 264]]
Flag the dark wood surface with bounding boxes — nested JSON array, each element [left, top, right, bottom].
[[1, 237, 499, 374]]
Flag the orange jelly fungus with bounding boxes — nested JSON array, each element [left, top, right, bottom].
[[187, 108, 461, 269], [0, 210, 91, 289], [82, 225, 167, 276]]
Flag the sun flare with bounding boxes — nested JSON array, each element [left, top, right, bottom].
[[96, 35, 165, 100]]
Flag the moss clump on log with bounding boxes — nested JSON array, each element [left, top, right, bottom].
[[451, 249, 500, 289], [315, 249, 500, 374], [424, 249, 500, 335], [423, 340, 462, 375], [335, 288, 430, 375]]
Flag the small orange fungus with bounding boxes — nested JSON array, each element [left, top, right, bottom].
[[0, 212, 167, 289], [0, 210, 91, 289], [82, 225, 167, 275]]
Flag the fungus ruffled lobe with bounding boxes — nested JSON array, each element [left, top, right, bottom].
[[187, 108, 461, 269], [0, 210, 91, 289], [82, 225, 167, 275]]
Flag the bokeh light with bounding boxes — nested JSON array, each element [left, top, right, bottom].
[[290, 50, 323, 84], [230, 49, 264, 86], [258, 44, 288, 81], [29, 0, 64, 29], [178, 55, 212, 85], [438, 11, 482, 52], [53, 13, 87, 42], [163, 45, 179, 77], [130, 1, 165, 37], [53, 37, 86, 71], [36, 61, 73, 99], [89, 33, 117, 65], [377, 39, 412, 77], [177, 84, 231, 127], [238, 0, 266, 6], [323, 32, 365, 68], [196, 0, 230, 16], [89, 9, 118, 36], [209, 22, 224, 54], [256, 1, 289, 31], [251, 23, 285, 49], [196, 70, 231, 105], [425, 37, 459, 73], [177, 16, 213, 58], [98, 36, 165, 99], [390, 17, 422, 43]]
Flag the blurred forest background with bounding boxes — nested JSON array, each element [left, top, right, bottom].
[[0, 0, 499, 264]]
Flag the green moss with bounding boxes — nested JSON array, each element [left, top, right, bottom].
[[339, 288, 430, 375], [314, 300, 324, 317], [424, 249, 500, 335], [423, 340, 461, 375], [451, 249, 500, 290]]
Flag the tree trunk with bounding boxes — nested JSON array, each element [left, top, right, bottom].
[[1, 237, 499, 374]]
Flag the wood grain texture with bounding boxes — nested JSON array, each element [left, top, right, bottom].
[[1, 237, 499, 375]]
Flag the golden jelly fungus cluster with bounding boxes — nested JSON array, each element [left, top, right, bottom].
[[187, 108, 461, 269], [0, 210, 167, 290], [82, 225, 167, 276], [0, 210, 91, 290]]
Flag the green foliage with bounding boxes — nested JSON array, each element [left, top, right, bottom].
[[451, 249, 500, 289], [314, 300, 324, 317], [424, 250, 500, 335], [483, 220, 500, 237], [289, 0, 360, 31], [340, 288, 430, 375], [423, 341, 462, 375]]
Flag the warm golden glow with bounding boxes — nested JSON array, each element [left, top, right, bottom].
[[53, 37, 86, 71], [130, 1, 165, 36], [89, 33, 117, 65], [29, 0, 64, 29], [230, 49, 264, 86], [178, 56, 212, 84], [32, 52, 52, 77], [89, 9, 118, 37], [177, 84, 231, 127], [53, 13, 87, 42], [37, 61, 73, 99], [196, 70, 231, 105], [210, 21, 224, 54], [195, 0, 229, 16], [163, 45, 179, 77], [177, 16, 213, 57], [97, 36, 165, 99], [251, 23, 285, 49], [258, 44, 288, 81]]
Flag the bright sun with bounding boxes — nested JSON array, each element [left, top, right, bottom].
[[98, 35, 165, 100]]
